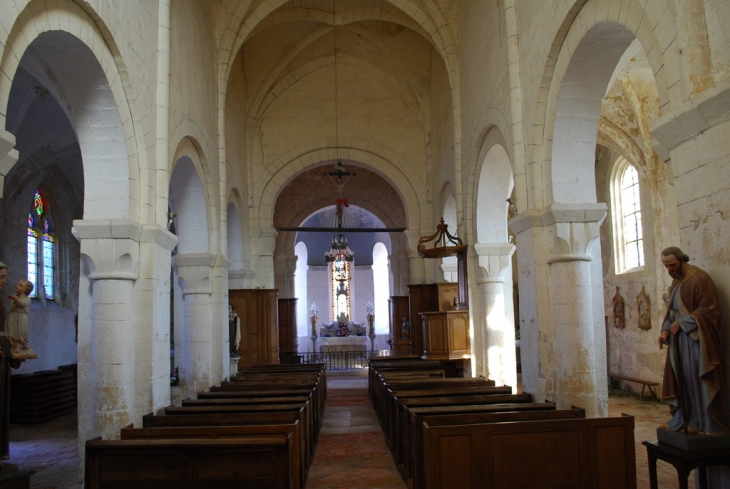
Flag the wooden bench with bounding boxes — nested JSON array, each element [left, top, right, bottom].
[[609, 372, 659, 400], [407, 406, 583, 489], [388, 392, 533, 460], [121, 424, 303, 489], [422, 415, 636, 489], [85, 435, 294, 489]]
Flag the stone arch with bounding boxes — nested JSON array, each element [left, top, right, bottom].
[[170, 138, 213, 255], [256, 141, 424, 231], [464, 125, 512, 244], [530, 0, 672, 209], [475, 144, 514, 245], [0, 0, 142, 221]]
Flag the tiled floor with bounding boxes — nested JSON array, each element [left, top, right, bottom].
[[1, 371, 700, 488]]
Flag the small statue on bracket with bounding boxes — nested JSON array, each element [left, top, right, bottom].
[[401, 317, 410, 340]]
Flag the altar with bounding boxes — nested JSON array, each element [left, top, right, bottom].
[[317, 336, 367, 353]]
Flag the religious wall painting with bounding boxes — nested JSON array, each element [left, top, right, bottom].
[[612, 286, 625, 329], [637, 286, 651, 330]]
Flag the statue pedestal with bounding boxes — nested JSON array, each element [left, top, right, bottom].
[[657, 428, 730, 451], [229, 354, 241, 378]]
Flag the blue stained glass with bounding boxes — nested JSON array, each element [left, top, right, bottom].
[[28, 213, 34, 229], [27, 234, 39, 298], [44, 219, 50, 234], [43, 239, 54, 300]]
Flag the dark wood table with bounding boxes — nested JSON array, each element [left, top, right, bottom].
[[643, 440, 730, 489]]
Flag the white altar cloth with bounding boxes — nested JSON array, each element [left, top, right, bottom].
[[318, 336, 367, 353]]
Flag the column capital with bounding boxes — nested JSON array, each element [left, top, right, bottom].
[[141, 224, 178, 251], [508, 203, 606, 262], [0, 130, 18, 197], [174, 253, 215, 295], [258, 228, 278, 254], [473, 242, 515, 284], [73, 219, 143, 280], [509, 203, 607, 235]]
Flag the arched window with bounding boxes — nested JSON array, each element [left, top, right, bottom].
[[331, 256, 351, 320], [611, 159, 644, 273], [27, 189, 55, 299]]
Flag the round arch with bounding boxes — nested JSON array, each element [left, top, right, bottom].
[[475, 144, 514, 244], [530, 0, 672, 209], [170, 137, 214, 255], [256, 142, 425, 231], [0, 0, 142, 220]]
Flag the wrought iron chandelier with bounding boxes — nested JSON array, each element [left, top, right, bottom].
[[325, 234, 354, 263]]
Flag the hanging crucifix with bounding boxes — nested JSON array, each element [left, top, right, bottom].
[[325, 162, 356, 228]]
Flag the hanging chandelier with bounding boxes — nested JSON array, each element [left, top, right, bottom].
[[325, 234, 354, 263]]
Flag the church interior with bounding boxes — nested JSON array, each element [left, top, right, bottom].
[[1, 0, 730, 486]]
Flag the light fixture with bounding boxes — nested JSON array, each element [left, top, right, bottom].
[[325, 234, 354, 263]]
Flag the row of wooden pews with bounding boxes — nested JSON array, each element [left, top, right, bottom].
[[369, 357, 638, 489], [85, 363, 326, 489]]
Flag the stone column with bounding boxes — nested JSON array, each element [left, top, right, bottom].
[[73, 219, 141, 445], [211, 255, 230, 383], [545, 204, 607, 417], [474, 243, 516, 389], [275, 254, 298, 298], [258, 229, 278, 288], [174, 253, 215, 399], [137, 225, 178, 418], [510, 203, 608, 417], [405, 230, 426, 285]]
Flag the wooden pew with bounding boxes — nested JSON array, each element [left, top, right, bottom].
[[372, 377, 495, 430], [164, 402, 315, 467], [386, 392, 533, 459], [215, 381, 323, 441], [120, 424, 303, 489], [422, 415, 636, 489], [385, 385, 513, 445], [406, 405, 584, 489], [85, 434, 295, 489]]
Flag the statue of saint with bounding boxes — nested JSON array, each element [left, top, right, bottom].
[[228, 304, 240, 356], [657, 247, 729, 434], [401, 317, 410, 340], [0, 261, 23, 467]]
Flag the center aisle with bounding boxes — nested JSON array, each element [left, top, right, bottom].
[[305, 370, 407, 489]]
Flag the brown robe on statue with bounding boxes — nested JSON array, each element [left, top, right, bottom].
[[0, 297, 21, 460], [661, 265, 729, 431]]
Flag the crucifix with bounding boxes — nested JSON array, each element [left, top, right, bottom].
[[325, 163, 356, 228]]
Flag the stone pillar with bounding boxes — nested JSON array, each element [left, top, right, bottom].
[[73, 219, 141, 445], [137, 225, 178, 418], [388, 251, 410, 296], [212, 255, 230, 384], [474, 243, 516, 389], [405, 230, 425, 284], [510, 204, 607, 417], [275, 254, 298, 298], [546, 204, 607, 416], [258, 229, 278, 288], [174, 253, 215, 399]]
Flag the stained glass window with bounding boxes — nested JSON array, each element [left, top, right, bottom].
[[611, 159, 644, 273], [331, 255, 351, 320], [26, 189, 54, 300]]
